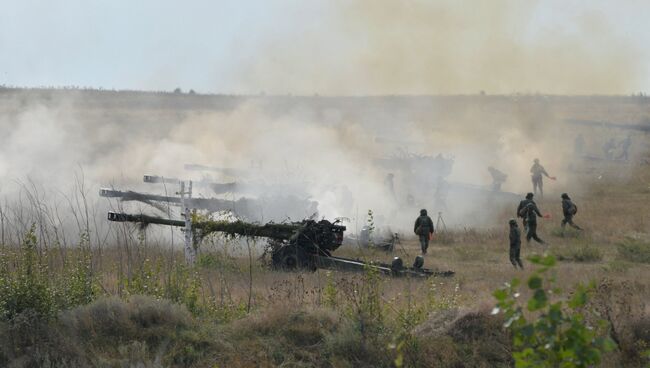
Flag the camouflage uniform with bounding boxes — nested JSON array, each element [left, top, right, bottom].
[[517, 193, 535, 230], [509, 219, 523, 269], [530, 160, 550, 198], [522, 202, 545, 244], [414, 209, 434, 254], [561, 193, 582, 230]]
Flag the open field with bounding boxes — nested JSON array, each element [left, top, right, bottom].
[[0, 89, 649, 367]]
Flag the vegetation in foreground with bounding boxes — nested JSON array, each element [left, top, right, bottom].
[[0, 224, 648, 367]]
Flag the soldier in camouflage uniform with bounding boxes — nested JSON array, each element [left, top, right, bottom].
[[520, 201, 545, 245], [509, 218, 523, 269], [530, 159, 554, 198], [517, 192, 535, 230], [414, 209, 435, 254], [561, 193, 582, 231]]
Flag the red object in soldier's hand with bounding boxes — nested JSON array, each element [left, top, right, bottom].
[[543, 213, 552, 219], [550, 176, 557, 181]]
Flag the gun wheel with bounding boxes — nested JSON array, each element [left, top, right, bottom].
[[272, 245, 311, 271]]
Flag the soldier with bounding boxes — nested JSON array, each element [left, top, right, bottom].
[[530, 158, 555, 198], [520, 201, 546, 245], [488, 166, 507, 191], [509, 219, 523, 269], [618, 135, 632, 161], [413, 209, 435, 254], [517, 192, 535, 230], [561, 193, 582, 231]]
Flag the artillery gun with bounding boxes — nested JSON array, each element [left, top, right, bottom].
[[107, 211, 454, 278], [99, 188, 318, 222], [144, 175, 309, 197]]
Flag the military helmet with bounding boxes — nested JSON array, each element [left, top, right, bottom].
[[420, 209, 427, 216], [561, 193, 569, 199], [413, 255, 424, 269], [526, 192, 534, 199], [391, 256, 404, 271], [534, 158, 540, 163], [509, 218, 517, 225]]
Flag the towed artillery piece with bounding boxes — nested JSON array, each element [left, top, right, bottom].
[[99, 188, 318, 223], [144, 175, 308, 197], [107, 211, 454, 278]]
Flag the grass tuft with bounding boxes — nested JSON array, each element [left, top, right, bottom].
[[617, 238, 650, 264]]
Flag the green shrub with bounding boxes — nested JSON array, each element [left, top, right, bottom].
[[617, 238, 650, 264], [0, 226, 56, 320], [323, 271, 338, 308], [493, 254, 615, 367]]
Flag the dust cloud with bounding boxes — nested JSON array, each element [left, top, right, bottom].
[[234, 0, 643, 95]]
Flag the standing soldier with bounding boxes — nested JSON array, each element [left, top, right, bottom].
[[530, 158, 555, 198], [488, 166, 507, 191], [508, 219, 523, 269], [414, 209, 434, 255], [520, 202, 546, 245], [561, 193, 582, 231]]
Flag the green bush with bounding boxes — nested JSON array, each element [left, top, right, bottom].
[[493, 254, 615, 367], [617, 238, 650, 264], [0, 226, 56, 320], [0, 227, 98, 323]]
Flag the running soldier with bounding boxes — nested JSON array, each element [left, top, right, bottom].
[[520, 202, 546, 244], [530, 159, 554, 198], [561, 193, 582, 231], [413, 209, 435, 254], [509, 219, 523, 269], [517, 192, 535, 230]]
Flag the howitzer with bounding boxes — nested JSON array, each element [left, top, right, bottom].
[[100, 188, 318, 222], [107, 211, 453, 278], [143, 175, 307, 197]]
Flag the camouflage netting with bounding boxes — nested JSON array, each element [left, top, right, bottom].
[[193, 220, 299, 240]]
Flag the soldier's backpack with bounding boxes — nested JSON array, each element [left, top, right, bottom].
[[518, 204, 529, 218]]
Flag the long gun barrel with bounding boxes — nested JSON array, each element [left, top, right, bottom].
[[100, 188, 318, 222], [107, 212, 185, 227], [565, 118, 650, 132]]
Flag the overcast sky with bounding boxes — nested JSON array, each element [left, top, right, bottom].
[[1, 0, 648, 95]]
